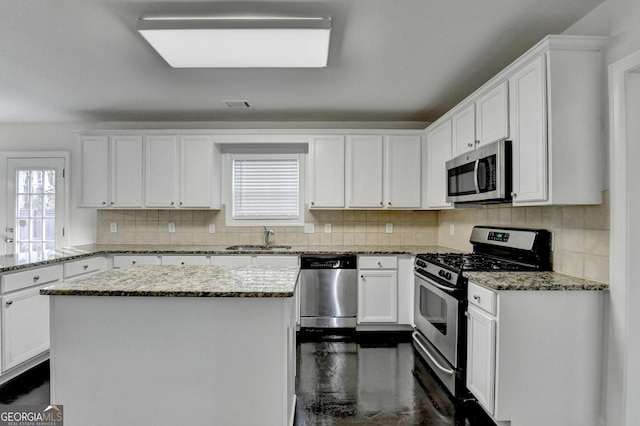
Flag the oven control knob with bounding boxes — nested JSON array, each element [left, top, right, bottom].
[[438, 270, 452, 280]]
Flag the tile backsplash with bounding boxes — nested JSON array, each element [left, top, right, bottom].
[[437, 191, 610, 283], [97, 191, 610, 283]]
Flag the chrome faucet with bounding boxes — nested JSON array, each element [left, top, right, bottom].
[[263, 226, 275, 247]]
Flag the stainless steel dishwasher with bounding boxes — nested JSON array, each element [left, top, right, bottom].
[[299, 255, 358, 329]]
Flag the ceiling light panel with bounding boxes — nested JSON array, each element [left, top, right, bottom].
[[137, 18, 331, 68]]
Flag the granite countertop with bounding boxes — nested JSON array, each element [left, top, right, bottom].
[[0, 244, 455, 273], [465, 271, 608, 291], [40, 265, 300, 297]]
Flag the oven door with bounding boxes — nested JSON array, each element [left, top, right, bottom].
[[413, 272, 460, 368]]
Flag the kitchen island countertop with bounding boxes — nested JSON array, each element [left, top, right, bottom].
[[41, 264, 300, 297]]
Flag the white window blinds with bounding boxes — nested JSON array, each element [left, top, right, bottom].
[[232, 157, 300, 219]]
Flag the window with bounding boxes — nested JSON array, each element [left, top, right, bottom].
[[226, 153, 304, 226]]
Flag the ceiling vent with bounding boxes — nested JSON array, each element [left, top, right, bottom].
[[223, 100, 251, 108]]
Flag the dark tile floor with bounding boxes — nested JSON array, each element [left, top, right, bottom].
[[0, 337, 495, 425], [295, 336, 496, 425]]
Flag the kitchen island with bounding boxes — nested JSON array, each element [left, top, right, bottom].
[[41, 265, 300, 426]]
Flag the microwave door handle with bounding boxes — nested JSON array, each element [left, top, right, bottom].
[[473, 159, 480, 193]]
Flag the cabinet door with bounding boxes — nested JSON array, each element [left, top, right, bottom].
[[110, 136, 144, 208], [476, 81, 509, 146], [466, 304, 497, 414], [357, 270, 398, 323], [79, 136, 110, 207], [145, 135, 179, 208], [309, 135, 345, 208], [509, 55, 548, 204], [347, 135, 384, 208], [2, 287, 50, 371], [424, 121, 453, 209], [452, 103, 476, 157], [385, 135, 421, 208], [180, 136, 215, 208]]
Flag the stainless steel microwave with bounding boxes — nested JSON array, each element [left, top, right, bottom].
[[446, 139, 512, 204]]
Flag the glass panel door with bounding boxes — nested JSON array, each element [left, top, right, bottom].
[[6, 158, 65, 263]]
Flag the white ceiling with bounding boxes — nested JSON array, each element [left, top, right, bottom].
[[0, 0, 603, 124]]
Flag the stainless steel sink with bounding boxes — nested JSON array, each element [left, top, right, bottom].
[[225, 245, 292, 251]]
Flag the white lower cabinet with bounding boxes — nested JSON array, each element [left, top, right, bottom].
[[466, 304, 497, 413], [112, 255, 161, 268], [0, 265, 62, 380], [357, 256, 398, 323], [161, 255, 210, 266], [466, 281, 604, 426], [63, 256, 107, 279], [2, 286, 50, 372]]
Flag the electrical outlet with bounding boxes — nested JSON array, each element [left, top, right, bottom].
[[324, 223, 332, 233], [168, 223, 176, 233], [386, 223, 393, 233], [304, 223, 315, 234], [449, 224, 455, 236], [110, 223, 117, 233], [208, 224, 216, 234]]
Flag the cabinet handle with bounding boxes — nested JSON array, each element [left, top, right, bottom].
[[380, 201, 383, 206], [360, 275, 365, 279], [33, 275, 40, 282], [83, 265, 89, 270], [511, 192, 517, 198], [377, 262, 383, 267], [102, 201, 107, 205], [5, 300, 13, 307], [388, 202, 391, 206], [473, 295, 481, 302], [110, 202, 114, 205], [475, 140, 479, 145], [171, 202, 175, 206], [132, 261, 137, 265], [181, 262, 185, 265], [180, 202, 183, 206], [467, 142, 473, 148], [311, 201, 315, 206]]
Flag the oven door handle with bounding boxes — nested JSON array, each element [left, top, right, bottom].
[[413, 332, 455, 375], [473, 158, 480, 193], [414, 272, 457, 294]]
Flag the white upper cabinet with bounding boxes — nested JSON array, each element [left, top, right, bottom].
[[180, 136, 220, 209], [510, 37, 605, 205], [308, 135, 345, 208], [145, 135, 179, 208], [346, 133, 422, 209], [452, 103, 476, 157], [476, 81, 509, 147], [451, 82, 509, 158], [347, 135, 385, 208], [110, 136, 144, 208], [145, 135, 219, 209], [423, 120, 453, 209], [385, 135, 422, 208], [509, 55, 548, 204], [79, 136, 110, 208]]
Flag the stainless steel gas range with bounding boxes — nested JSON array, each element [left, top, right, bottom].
[[412, 226, 552, 399]]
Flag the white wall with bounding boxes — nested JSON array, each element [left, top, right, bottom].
[[564, 1, 640, 425], [0, 123, 96, 251]]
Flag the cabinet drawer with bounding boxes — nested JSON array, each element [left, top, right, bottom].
[[358, 256, 397, 269], [63, 257, 107, 278], [468, 281, 496, 315], [161, 256, 210, 266], [112, 255, 160, 268], [1, 265, 63, 293]]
